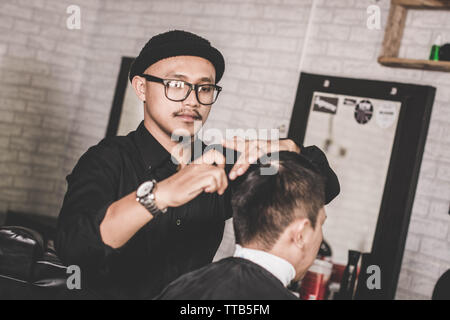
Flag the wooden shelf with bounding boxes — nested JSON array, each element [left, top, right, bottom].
[[392, 0, 450, 9], [378, 56, 450, 72], [378, 1, 450, 72]]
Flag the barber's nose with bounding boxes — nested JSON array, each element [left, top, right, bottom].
[[184, 88, 200, 107]]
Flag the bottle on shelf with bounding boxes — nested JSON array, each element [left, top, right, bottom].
[[335, 250, 361, 300], [429, 34, 442, 61]]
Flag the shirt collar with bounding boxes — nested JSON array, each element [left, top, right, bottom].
[[233, 244, 296, 287], [133, 121, 209, 171], [134, 121, 171, 170]]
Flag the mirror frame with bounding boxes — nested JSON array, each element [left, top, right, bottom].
[[288, 72, 435, 299]]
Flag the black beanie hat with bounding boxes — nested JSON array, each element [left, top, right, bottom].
[[129, 30, 225, 83]]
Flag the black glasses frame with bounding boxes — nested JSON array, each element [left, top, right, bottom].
[[140, 74, 222, 105]]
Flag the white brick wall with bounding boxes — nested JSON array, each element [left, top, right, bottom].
[[0, 0, 448, 299]]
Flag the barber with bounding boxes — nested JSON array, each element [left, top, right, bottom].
[[56, 30, 300, 299]]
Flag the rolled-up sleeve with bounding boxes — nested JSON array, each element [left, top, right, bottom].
[[55, 144, 122, 278]]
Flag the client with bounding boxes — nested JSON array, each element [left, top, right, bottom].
[[156, 148, 340, 299]]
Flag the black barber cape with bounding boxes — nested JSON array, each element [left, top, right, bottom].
[[155, 257, 299, 300], [56, 121, 234, 299]]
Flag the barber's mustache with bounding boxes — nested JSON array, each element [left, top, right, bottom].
[[172, 109, 202, 120]]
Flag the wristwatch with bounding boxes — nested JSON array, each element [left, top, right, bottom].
[[136, 179, 167, 218]]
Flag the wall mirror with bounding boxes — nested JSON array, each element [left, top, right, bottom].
[[288, 73, 435, 299], [106, 57, 142, 137]]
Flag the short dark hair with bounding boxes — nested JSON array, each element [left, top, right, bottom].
[[232, 151, 325, 250]]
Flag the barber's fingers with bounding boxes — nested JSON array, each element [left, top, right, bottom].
[[193, 149, 225, 169], [203, 166, 228, 195], [247, 141, 268, 164], [224, 138, 249, 180], [187, 171, 218, 197], [221, 136, 246, 152], [232, 145, 260, 179], [228, 140, 268, 180], [203, 175, 219, 193], [224, 137, 285, 154], [186, 164, 228, 195], [216, 166, 228, 194]]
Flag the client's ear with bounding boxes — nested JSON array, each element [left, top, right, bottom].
[[291, 218, 312, 250]]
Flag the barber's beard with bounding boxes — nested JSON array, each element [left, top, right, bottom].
[[144, 103, 205, 147], [171, 121, 203, 143], [171, 109, 205, 140], [172, 108, 203, 120]]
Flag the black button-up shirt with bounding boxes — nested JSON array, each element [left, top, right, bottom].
[[56, 121, 233, 299]]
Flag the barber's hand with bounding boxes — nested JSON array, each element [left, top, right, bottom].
[[222, 137, 300, 180], [153, 149, 228, 210]]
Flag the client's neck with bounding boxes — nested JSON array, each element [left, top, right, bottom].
[[235, 243, 296, 287], [244, 242, 293, 267]]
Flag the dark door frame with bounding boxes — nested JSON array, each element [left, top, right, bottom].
[[105, 57, 135, 137]]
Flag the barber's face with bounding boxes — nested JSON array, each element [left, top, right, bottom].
[[134, 55, 216, 138]]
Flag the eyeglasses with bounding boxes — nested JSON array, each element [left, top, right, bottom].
[[140, 74, 222, 106]]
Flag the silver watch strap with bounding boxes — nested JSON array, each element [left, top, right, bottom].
[[138, 180, 167, 217]]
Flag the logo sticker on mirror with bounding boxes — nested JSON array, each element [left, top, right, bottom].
[[343, 98, 357, 106], [375, 103, 397, 129], [313, 95, 338, 114], [354, 100, 373, 124]]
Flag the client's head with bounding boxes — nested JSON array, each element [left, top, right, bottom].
[[232, 151, 327, 281]]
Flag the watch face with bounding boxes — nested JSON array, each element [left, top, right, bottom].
[[136, 181, 154, 198]]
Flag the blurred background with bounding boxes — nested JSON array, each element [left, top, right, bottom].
[[0, 0, 449, 299]]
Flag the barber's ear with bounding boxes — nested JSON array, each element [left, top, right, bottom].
[[131, 76, 146, 102]]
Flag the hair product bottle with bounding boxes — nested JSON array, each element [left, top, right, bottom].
[[336, 250, 361, 300], [429, 34, 442, 61]]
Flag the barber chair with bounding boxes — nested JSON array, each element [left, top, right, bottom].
[[0, 214, 70, 299]]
